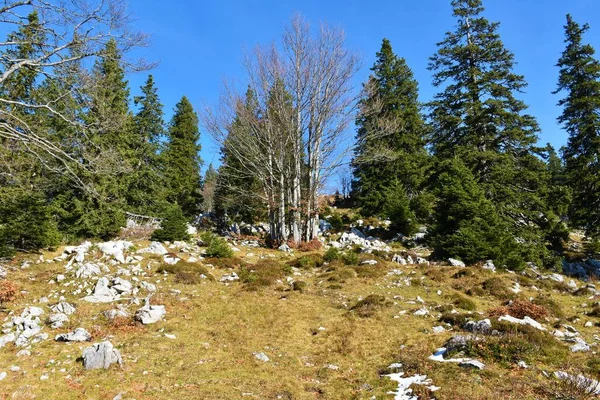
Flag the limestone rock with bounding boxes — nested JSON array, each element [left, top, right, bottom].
[[137, 241, 168, 255], [448, 258, 465, 267], [75, 263, 101, 279], [82, 341, 123, 370], [55, 327, 91, 342], [134, 297, 166, 325]]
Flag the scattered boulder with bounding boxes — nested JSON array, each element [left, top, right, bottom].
[[50, 301, 76, 315], [55, 327, 91, 342], [220, 272, 239, 282], [103, 306, 129, 320], [482, 260, 496, 272], [112, 277, 133, 294], [82, 341, 123, 370], [498, 315, 545, 331], [278, 244, 292, 253], [134, 297, 166, 325], [448, 258, 465, 267], [75, 263, 101, 279], [48, 313, 69, 329], [464, 319, 492, 334], [253, 352, 269, 362], [137, 241, 168, 255], [392, 254, 407, 265], [82, 277, 118, 303], [163, 253, 180, 265], [459, 360, 485, 370]]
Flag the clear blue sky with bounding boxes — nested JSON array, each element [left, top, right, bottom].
[[126, 0, 600, 175]]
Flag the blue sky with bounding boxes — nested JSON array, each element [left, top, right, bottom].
[[126, 0, 600, 175]]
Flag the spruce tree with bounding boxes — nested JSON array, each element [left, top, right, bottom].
[[164, 96, 203, 218], [54, 39, 133, 239], [430, 158, 519, 267], [215, 88, 265, 223], [129, 75, 167, 215], [352, 38, 429, 226], [151, 204, 189, 242], [201, 163, 218, 214], [428, 0, 550, 265], [554, 14, 600, 238]]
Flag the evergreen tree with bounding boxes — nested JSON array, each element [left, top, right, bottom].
[[554, 14, 600, 238], [151, 204, 189, 242], [164, 96, 203, 218], [0, 190, 60, 257], [53, 39, 133, 239], [215, 88, 265, 223], [428, 0, 550, 265], [429, 158, 520, 267], [352, 38, 429, 224], [129, 75, 167, 215], [201, 163, 218, 214]]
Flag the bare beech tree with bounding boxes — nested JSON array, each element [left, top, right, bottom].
[[205, 15, 359, 244], [0, 0, 149, 188]]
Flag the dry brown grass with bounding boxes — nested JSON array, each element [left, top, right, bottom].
[[0, 280, 18, 304], [489, 300, 549, 320]]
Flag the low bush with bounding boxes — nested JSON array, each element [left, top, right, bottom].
[[439, 312, 471, 327], [292, 254, 323, 269], [203, 257, 246, 269], [342, 251, 360, 266], [239, 260, 290, 290], [292, 280, 307, 292], [297, 238, 323, 252], [452, 293, 477, 311], [350, 294, 388, 318], [0, 280, 18, 304], [481, 277, 513, 299], [323, 247, 341, 262], [151, 204, 190, 242], [204, 236, 234, 258], [156, 260, 215, 283], [489, 300, 548, 320]]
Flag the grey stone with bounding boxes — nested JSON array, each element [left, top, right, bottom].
[[112, 277, 133, 293], [48, 313, 69, 329], [278, 244, 292, 253], [82, 277, 117, 303], [459, 360, 485, 370], [82, 341, 123, 370], [140, 281, 156, 292], [253, 352, 269, 362], [0, 333, 16, 347], [464, 319, 492, 334], [56, 327, 91, 342], [50, 302, 76, 315], [448, 258, 465, 267], [75, 263, 101, 279], [134, 297, 166, 325]]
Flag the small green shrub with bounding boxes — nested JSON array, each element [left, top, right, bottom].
[[342, 251, 360, 266], [323, 247, 341, 262], [452, 293, 477, 311], [292, 281, 307, 291], [350, 294, 387, 318], [156, 260, 215, 283], [240, 260, 289, 289], [151, 204, 190, 242], [439, 312, 474, 328], [204, 236, 233, 258], [293, 254, 323, 269], [328, 213, 344, 231], [481, 277, 513, 299]]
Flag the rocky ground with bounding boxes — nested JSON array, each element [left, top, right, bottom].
[[0, 227, 599, 399]]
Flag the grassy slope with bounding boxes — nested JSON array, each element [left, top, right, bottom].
[[0, 241, 598, 400]]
